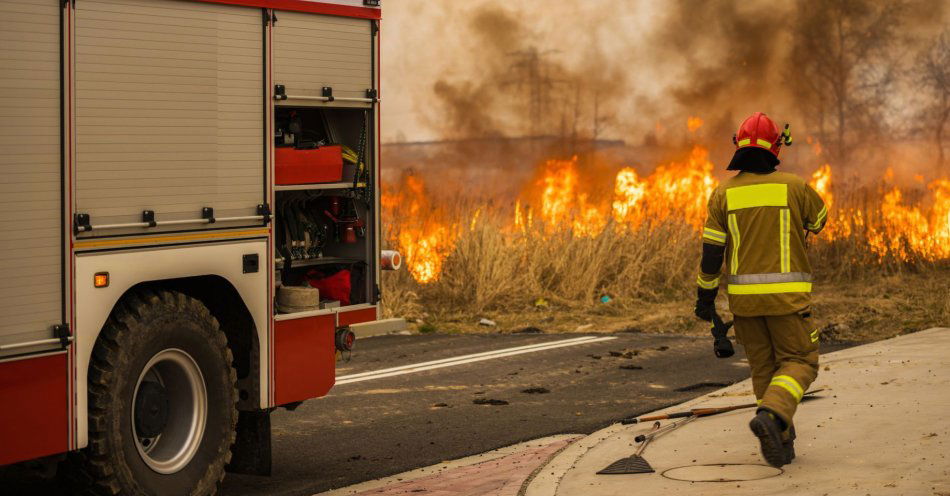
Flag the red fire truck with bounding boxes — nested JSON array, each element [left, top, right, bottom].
[[0, 0, 400, 493]]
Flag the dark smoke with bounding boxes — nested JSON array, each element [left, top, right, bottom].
[[384, 0, 950, 190]]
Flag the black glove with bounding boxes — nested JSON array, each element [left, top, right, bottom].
[[694, 287, 718, 322]]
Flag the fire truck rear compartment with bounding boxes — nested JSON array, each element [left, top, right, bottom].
[[274, 106, 376, 312]]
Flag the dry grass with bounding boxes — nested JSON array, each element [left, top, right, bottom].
[[382, 208, 950, 343]]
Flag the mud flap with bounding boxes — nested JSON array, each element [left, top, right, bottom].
[[226, 410, 272, 476]]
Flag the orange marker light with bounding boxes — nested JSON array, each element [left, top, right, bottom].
[[94, 272, 109, 288]]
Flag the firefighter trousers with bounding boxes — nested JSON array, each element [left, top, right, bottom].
[[734, 312, 819, 433]]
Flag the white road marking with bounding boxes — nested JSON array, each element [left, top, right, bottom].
[[338, 336, 600, 381], [336, 336, 618, 385]]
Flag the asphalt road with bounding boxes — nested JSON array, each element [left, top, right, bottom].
[[221, 332, 758, 495], [3, 332, 850, 495]]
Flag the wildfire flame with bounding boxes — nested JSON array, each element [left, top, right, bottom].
[[381, 174, 458, 283], [385, 120, 949, 284], [387, 145, 717, 283], [808, 165, 950, 261]]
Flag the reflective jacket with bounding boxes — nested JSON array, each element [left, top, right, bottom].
[[698, 171, 827, 316]]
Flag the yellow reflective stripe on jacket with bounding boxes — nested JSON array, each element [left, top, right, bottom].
[[770, 375, 804, 402], [780, 208, 790, 273], [808, 205, 828, 230], [727, 281, 812, 295], [810, 328, 820, 343], [727, 213, 740, 275], [703, 227, 727, 243], [727, 272, 811, 284], [697, 275, 720, 289], [726, 183, 789, 210]]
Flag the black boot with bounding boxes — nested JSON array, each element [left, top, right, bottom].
[[783, 425, 796, 463], [749, 410, 786, 467]]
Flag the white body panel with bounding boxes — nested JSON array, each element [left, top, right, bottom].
[[73, 239, 269, 448]]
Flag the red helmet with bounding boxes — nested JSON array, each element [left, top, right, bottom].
[[732, 112, 790, 157]]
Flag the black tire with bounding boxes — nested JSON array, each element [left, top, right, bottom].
[[75, 290, 237, 496]]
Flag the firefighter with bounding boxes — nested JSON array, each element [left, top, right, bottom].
[[694, 112, 827, 468]]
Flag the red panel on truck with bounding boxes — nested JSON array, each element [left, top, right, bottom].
[[275, 145, 343, 185], [337, 306, 377, 327], [0, 353, 68, 465], [274, 314, 336, 406]]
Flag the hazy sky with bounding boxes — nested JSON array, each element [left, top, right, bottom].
[[380, 0, 667, 143]]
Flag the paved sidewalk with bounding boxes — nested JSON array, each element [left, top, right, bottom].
[[316, 435, 582, 496], [526, 327, 950, 496]]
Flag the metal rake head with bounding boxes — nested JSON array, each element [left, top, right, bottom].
[[597, 455, 655, 475]]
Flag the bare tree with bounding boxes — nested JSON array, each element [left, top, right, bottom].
[[787, 0, 906, 165], [918, 30, 950, 170]]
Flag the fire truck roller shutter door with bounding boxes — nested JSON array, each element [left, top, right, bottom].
[[74, 0, 265, 235], [274, 10, 373, 107], [0, 0, 64, 357]]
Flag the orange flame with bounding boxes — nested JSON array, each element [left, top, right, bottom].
[[385, 128, 949, 283], [808, 164, 950, 261], [687, 116, 704, 133], [382, 173, 457, 283]]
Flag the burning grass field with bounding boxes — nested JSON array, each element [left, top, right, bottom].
[[380, 145, 950, 343]]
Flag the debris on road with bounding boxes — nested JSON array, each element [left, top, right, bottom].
[[655, 346, 669, 351], [620, 364, 644, 370], [609, 349, 639, 358], [478, 318, 497, 327], [473, 398, 509, 406], [514, 327, 543, 334], [673, 382, 733, 392], [522, 387, 550, 394]]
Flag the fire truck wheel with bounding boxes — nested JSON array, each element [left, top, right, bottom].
[[77, 290, 237, 496]]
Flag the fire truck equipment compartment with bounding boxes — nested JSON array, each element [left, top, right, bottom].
[[275, 145, 344, 185], [307, 269, 352, 306], [273, 313, 335, 406]]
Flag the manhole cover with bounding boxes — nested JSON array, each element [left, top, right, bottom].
[[661, 463, 783, 482]]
